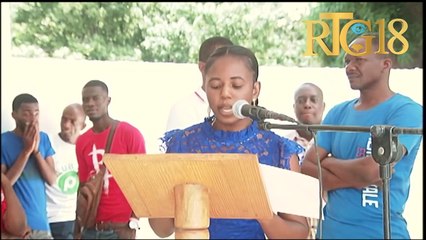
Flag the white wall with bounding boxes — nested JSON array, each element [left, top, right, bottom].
[[1, 57, 423, 239]]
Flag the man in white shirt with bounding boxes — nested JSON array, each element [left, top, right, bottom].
[[286, 82, 325, 239], [166, 36, 234, 131], [287, 82, 325, 152], [46, 103, 86, 239]]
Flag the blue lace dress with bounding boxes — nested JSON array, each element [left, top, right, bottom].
[[161, 117, 304, 239]]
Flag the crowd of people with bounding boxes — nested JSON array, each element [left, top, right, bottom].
[[1, 33, 423, 239]]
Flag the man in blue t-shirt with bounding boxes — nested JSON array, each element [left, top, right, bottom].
[[1, 93, 57, 239], [301, 33, 423, 239]]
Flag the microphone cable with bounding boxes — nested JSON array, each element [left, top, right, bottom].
[[311, 130, 324, 240]]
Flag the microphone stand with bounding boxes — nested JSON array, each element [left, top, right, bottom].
[[258, 121, 423, 239]]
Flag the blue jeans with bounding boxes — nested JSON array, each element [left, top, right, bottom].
[[50, 221, 75, 239], [82, 229, 119, 239]]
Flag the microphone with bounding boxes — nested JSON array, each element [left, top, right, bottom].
[[232, 100, 299, 123]]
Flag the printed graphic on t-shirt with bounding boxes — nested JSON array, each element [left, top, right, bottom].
[[366, 136, 372, 156], [57, 170, 79, 194], [356, 136, 372, 158], [361, 136, 378, 209], [88, 144, 113, 194]]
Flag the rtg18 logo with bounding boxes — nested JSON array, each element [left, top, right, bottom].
[[304, 12, 409, 56]]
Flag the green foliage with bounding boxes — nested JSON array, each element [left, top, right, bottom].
[[11, 2, 313, 66], [14, 2, 149, 60], [307, 2, 422, 68], [13, 3, 420, 68]]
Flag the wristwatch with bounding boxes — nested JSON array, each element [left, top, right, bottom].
[[128, 217, 140, 230]]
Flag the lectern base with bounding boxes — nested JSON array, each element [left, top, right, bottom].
[[174, 183, 210, 239]]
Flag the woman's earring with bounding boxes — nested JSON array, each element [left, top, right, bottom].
[[207, 106, 212, 118]]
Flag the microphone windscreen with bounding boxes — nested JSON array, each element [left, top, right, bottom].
[[232, 99, 249, 119]]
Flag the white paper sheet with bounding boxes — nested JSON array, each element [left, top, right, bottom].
[[259, 164, 323, 219]]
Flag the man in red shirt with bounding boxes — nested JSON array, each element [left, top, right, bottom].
[[75, 80, 146, 239]]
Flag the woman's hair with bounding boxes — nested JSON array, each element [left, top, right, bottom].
[[199, 36, 234, 62], [204, 45, 260, 106], [204, 45, 259, 83]]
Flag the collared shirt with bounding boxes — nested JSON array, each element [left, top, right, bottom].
[[285, 130, 313, 149], [165, 87, 210, 131], [284, 130, 312, 163]]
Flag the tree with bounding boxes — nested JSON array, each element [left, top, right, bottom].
[[306, 2, 422, 68], [12, 3, 420, 68], [10, 2, 314, 66]]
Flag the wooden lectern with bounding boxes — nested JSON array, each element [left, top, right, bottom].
[[103, 153, 273, 239]]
